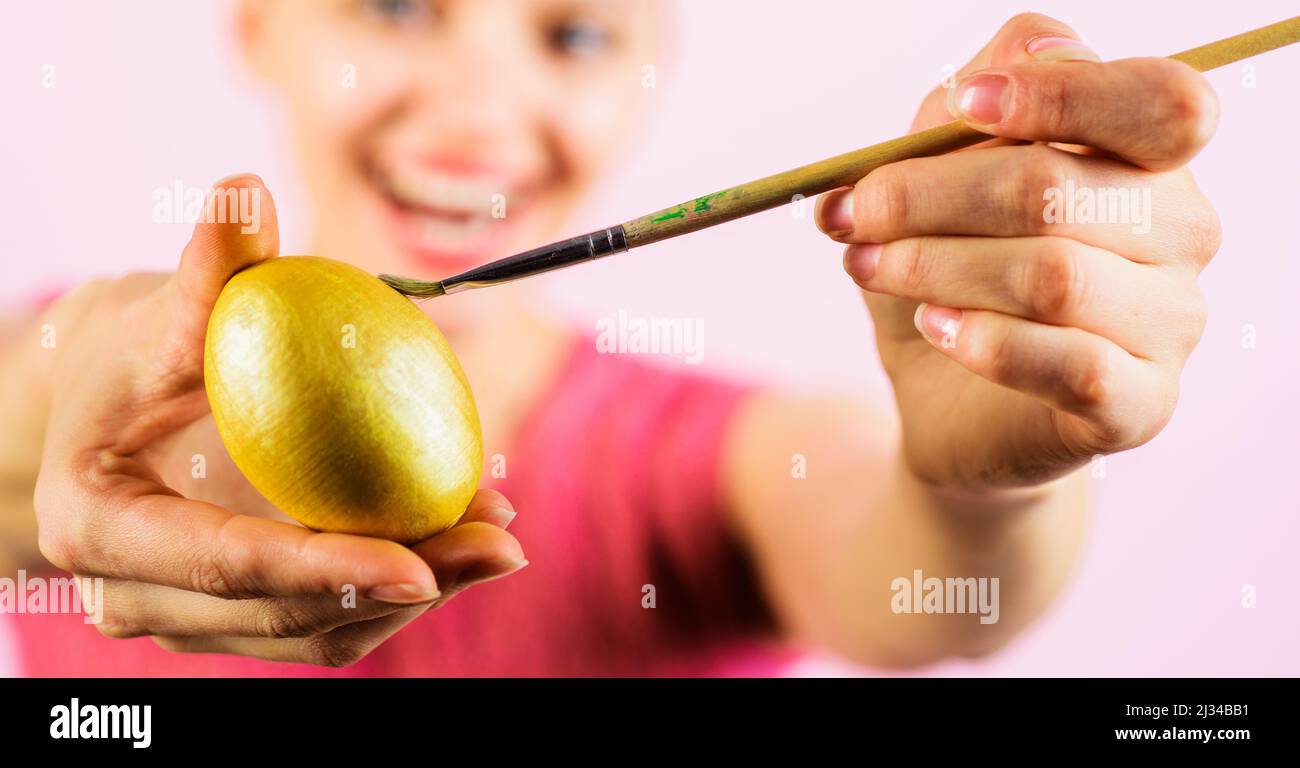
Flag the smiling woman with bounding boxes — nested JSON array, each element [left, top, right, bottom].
[[0, 2, 1265, 679], [239, 0, 660, 333]]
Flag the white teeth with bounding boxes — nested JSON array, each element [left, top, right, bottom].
[[373, 162, 524, 253], [407, 209, 491, 251], [381, 165, 501, 215]]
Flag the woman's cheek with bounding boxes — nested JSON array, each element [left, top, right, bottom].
[[560, 73, 647, 178], [284, 26, 417, 137]]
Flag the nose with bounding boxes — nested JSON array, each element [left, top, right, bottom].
[[409, 20, 545, 151]]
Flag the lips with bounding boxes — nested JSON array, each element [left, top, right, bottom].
[[370, 157, 533, 270]]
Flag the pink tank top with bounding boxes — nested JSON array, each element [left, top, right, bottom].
[[11, 335, 795, 676]]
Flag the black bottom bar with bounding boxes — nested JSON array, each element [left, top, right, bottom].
[[0, 677, 1286, 755]]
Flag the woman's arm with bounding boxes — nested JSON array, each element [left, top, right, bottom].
[[725, 394, 1088, 667], [725, 12, 1219, 667]]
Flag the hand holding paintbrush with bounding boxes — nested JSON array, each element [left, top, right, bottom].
[[381, 15, 1299, 298], [384, 12, 1296, 492]]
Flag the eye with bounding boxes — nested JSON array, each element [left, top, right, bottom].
[[548, 18, 615, 58], [359, 0, 438, 27]]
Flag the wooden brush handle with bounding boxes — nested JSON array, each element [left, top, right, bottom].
[[1171, 14, 1300, 71], [623, 16, 1300, 247], [623, 121, 989, 247]]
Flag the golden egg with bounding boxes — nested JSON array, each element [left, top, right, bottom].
[[203, 256, 482, 543]]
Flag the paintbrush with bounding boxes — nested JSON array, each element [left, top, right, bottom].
[[381, 16, 1300, 299]]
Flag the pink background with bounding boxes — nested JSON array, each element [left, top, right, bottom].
[[2, 1, 1297, 675]]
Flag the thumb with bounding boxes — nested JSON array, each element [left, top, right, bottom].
[[911, 13, 1089, 132], [169, 173, 279, 342]]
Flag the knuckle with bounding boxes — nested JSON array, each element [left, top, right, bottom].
[[1013, 149, 1068, 231], [1065, 345, 1116, 413], [892, 239, 935, 295], [32, 475, 77, 572], [95, 594, 148, 640], [1185, 196, 1223, 268], [1181, 286, 1210, 353], [189, 561, 232, 598], [1097, 382, 1177, 452], [1156, 65, 1220, 159], [857, 165, 913, 238], [96, 616, 146, 640], [306, 637, 368, 669], [36, 526, 75, 574], [186, 545, 244, 599], [187, 517, 253, 598], [189, 558, 240, 599], [93, 583, 146, 639], [1021, 240, 1089, 320], [258, 604, 326, 639], [35, 461, 123, 576], [981, 324, 1018, 386], [1029, 71, 1075, 133]]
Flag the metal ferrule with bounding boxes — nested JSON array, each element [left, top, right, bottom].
[[440, 225, 628, 293]]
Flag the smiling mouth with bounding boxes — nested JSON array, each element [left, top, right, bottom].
[[371, 160, 531, 267]]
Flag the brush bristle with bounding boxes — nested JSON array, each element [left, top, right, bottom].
[[378, 274, 446, 298]]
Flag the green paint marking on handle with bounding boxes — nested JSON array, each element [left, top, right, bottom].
[[693, 191, 727, 213], [651, 209, 687, 223]]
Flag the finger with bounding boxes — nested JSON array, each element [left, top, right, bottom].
[[912, 303, 1172, 450], [912, 12, 1088, 131], [818, 144, 1219, 268], [459, 488, 516, 530], [844, 236, 1208, 361], [95, 578, 414, 639], [410, 520, 527, 597], [154, 605, 423, 668], [37, 480, 439, 603], [168, 173, 279, 345], [144, 500, 527, 663], [948, 58, 1219, 171], [820, 13, 1091, 249]]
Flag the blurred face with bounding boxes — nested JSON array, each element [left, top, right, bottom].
[[241, 0, 658, 288]]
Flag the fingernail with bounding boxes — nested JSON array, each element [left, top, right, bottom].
[[821, 190, 855, 237], [914, 304, 963, 348], [1026, 35, 1101, 63], [949, 73, 1010, 124], [843, 243, 881, 284], [213, 172, 264, 187], [456, 557, 529, 589], [482, 506, 516, 530], [367, 583, 440, 604]]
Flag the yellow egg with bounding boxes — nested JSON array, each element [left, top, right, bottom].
[[203, 256, 482, 543]]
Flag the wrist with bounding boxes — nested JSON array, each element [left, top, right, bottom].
[[897, 439, 1086, 520]]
